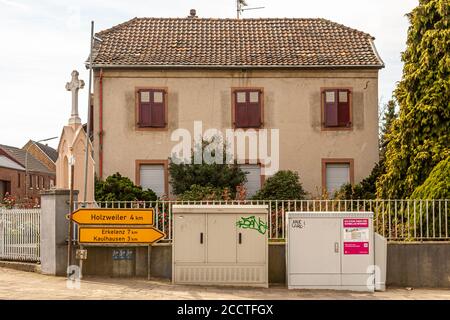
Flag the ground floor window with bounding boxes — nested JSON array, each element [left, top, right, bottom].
[[239, 164, 262, 198], [138, 162, 167, 197], [322, 159, 354, 197]]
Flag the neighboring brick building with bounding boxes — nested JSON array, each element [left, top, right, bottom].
[[23, 140, 58, 172], [0, 144, 56, 204]]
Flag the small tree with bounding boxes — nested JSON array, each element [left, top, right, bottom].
[[252, 170, 307, 200], [95, 173, 157, 202], [377, 0, 450, 198], [169, 138, 246, 196]]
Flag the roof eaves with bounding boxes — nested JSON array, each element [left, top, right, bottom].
[[93, 64, 385, 70]]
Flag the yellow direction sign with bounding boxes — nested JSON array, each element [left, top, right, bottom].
[[72, 208, 154, 225], [79, 227, 165, 244]]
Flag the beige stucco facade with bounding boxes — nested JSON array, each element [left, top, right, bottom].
[[56, 124, 95, 202], [93, 68, 379, 198]]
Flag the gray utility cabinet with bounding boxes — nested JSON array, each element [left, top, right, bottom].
[[172, 205, 269, 288], [287, 212, 377, 292]]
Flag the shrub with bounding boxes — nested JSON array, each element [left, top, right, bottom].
[[410, 157, 450, 199], [95, 173, 157, 202], [169, 138, 246, 196], [252, 170, 307, 200], [178, 185, 225, 201]]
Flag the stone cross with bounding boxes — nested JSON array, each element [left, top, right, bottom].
[[66, 70, 85, 125]]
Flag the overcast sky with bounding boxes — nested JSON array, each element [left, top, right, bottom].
[[0, 0, 418, 149]]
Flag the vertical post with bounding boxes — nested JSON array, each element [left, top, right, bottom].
[[67, 160, 75, 276], [147, 245, 152, 280], [83, 21, 94, 203]]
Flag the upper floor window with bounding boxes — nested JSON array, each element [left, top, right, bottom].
[[233, 89, 263, 128], [137, 89, 167, 128], [323, 89, 351, 128]]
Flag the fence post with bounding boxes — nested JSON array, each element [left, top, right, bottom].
[[40, 189, 78, 276]]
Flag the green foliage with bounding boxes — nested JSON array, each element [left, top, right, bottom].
[[377, 0, 450, 198], [411, 156, 450, 199], [252, 170, 307, 200], [379, 99, 398, 160], [177, 184, 225, 201], [95, 173, 157, 202], [169, 138, 246, 196]]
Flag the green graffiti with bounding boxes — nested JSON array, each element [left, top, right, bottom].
[[236, 216, 268, 235]]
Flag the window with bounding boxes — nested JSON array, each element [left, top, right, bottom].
[[17, 173, 21, 188], [233, 89, 263, 128], [323, 89, 351, 128], [50, 179, 55, 188], [138, 162, 167, 197], [322, 159, 354, 197], [137, 89, 167, 128], [29, 175, 33, 189], [239, 164, 262, 198]]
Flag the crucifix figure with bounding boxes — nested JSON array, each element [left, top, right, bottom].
[[66, 70, 85, 125]]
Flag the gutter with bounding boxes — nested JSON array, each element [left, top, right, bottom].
[[92, 64, 384, 70]]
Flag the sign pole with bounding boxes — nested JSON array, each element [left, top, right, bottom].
[[147, 245, 151, 281], [67, 159, 75, 277]]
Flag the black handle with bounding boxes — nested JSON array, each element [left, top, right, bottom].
[[200, 232, 203, 244], [239, 233, 242, 244]]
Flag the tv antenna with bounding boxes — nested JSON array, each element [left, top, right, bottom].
[[236, 0, 265, 19]]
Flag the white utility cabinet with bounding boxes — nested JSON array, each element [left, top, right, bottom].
[[286, 212, 377, 292], [172, 205, 269, 287]]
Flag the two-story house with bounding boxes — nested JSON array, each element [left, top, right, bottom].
[[90, 14, 384, 198]]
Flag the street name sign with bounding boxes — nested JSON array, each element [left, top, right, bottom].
[[79, 227, 165, 244], [72, 208, 154, 225]]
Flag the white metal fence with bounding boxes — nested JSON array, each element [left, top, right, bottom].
[[77, 199, 450, 242], [0, 208, 40, 262]]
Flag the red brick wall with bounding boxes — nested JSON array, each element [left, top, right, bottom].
[[0, 166, 55, 205]]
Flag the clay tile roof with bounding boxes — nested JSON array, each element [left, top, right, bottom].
[[34, 141, 58, 163], [92, 18, 384, 68], [0, 144, 54, 175]]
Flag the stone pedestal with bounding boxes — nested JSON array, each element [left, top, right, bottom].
[[40, 189, 78, 276]]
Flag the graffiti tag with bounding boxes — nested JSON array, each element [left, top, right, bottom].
[[236, 216, 268, 235]]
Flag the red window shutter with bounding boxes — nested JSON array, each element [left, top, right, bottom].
[[150, 90, 166, 128], [324, 90, 338, 127], [235, 91, 248, 128], [247, 91, 261, 128], [235, 90, 261, 128], [139, 91, 151, 127], [338, 90, 350, 126]]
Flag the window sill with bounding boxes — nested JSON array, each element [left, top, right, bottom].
[[321, 126, 353, 132], [136, 125, 169, 132]]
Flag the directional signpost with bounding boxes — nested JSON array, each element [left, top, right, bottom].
[[79, 227, 165, 244], [71, 208, 165, 245], [72, 208, 154, 225]]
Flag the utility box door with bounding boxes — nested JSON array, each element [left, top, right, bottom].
[[207, 214, 237, 263], [341, 218, 374, 274], [237, 213, 267, 264], [289, 218, 341, 274], [174, 213, 205, 263]]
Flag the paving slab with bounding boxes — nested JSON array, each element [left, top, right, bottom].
[[0, 267, 449, 300]]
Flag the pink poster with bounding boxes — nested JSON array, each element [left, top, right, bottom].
[[343, 218, 369, 228], [344, 242, 369, 255]]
